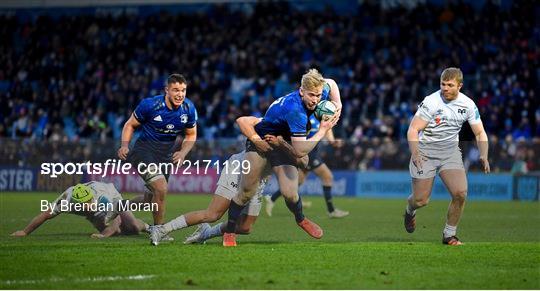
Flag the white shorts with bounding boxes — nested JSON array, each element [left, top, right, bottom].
[[409, 147, 464, 179], [215, 171, 263, 217]]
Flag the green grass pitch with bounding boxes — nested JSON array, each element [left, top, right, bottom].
[[1, 192, 539, 289]]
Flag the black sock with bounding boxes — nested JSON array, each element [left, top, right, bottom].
[[271, 190, 282, 202], [225, 200, 245, 233], [323, 186, 335, 213], [285, 196, 305, 223]]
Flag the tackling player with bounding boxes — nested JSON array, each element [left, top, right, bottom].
[[404, 67, 490, 245], [11, 182, 148, 238], [117, 74, 198, 231], [222, 69, 341, 247]]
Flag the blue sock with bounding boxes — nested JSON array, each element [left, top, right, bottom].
[[285, 196, 305, 223], [225, 201, 244, 233], [271, 190, 281, 202], [323, 186, 335, 213]]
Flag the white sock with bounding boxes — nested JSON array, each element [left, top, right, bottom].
[[406, 204, 416, 215], [163, 215, 187, 233], [201, 222, 224, 241], [443, 223, 457, 238]]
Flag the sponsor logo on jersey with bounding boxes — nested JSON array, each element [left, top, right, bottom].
[[166, 124, 175, 129], [457, 109, 467, 114], [153, 115, 163, 122]]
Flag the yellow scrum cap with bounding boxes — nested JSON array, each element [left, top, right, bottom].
[[71, 184, 94, 203]]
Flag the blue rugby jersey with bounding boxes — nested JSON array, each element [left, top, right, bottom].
[[132, 94, 197, 152], [255, 83, 330, 140]]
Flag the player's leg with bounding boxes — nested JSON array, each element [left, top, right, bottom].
[[439, 169, 467, 245], [223, 152, 266, 246], [162, 194, 231, 234], [273, 164, 323, 239], [312, 163, 348, 218], [266, 169, 310, 216], [405, 154, 437, 233], [185, 193, 262, 244], [236, 190, 262, 234], [147, 176, 168, 225], [404, 177, 435, 233]]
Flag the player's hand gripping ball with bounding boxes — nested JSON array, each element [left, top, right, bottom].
[[314, 100, 337, 120]]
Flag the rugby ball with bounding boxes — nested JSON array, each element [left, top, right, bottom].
[[314, 100, 336, 120]]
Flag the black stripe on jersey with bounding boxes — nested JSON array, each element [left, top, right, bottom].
[[291, 132, 307, 137], [133, 112, 143, 123]]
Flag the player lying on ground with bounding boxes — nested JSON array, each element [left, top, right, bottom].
[[11, 182, 148, 239], [149, 117, 308, 246], [404, 67, 490, 245], [222, 69, 340, 247]]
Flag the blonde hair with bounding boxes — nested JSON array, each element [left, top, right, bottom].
[[441, 67, 463, 84], [301, 68, 325, 91]]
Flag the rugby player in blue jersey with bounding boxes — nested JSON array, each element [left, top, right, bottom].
[[222, 69, 341, 246], [117, 74, 198, 235]]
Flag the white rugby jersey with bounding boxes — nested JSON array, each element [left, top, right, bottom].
[[416, 90, 481, 145], [50, 181, 122, 227]]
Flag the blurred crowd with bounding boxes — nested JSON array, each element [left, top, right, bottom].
[[0, 1, 538, 171]]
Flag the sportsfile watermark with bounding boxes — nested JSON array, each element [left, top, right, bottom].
[[40, 159, 251, 178]]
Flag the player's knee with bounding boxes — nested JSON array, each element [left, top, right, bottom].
[[452, 190, 467, 202], [282, 192, 299, 203], [154, 186, 167, 197], [322, 173, 333, 185], [413, 197, 430, 207]]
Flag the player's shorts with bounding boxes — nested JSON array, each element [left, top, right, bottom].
[[246, 140, 296, 167], [215, 170, 262, 217], [127, 143, 172, 185], [306, 143, 324, 171], [409, 146, 464, 179]]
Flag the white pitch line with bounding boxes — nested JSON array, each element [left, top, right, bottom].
[[2, 274, 156, 285]]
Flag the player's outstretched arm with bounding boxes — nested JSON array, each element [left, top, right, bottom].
[[236, 116, 272, 153], [407, 116, 429, 169], [118, 113, 141, 160], [470, 122, 490, 173], [11, 211, 56, 237], [172, 125, 197, 164]]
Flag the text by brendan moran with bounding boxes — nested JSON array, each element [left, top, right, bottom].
[[41, 200, 158, 214]]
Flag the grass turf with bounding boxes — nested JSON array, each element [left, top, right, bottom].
[[0, 192, 539, 289]]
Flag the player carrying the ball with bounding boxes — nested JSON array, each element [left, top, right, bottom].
[[404, 67, 490, 245], [148, 116, 308, 246], [11, 182, 149, 239], [222, 68, 341, 247]]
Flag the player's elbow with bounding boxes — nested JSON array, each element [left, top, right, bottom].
[[407, 127, 420, 139], [235, 117, 248, 127]]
